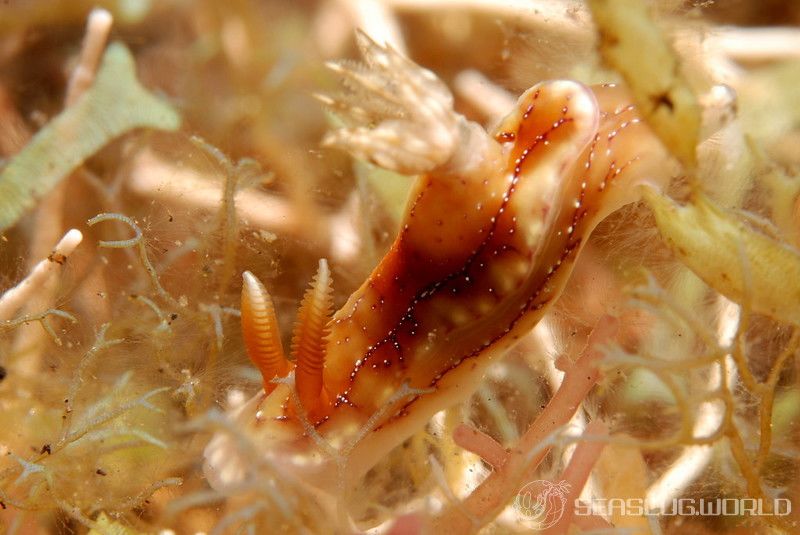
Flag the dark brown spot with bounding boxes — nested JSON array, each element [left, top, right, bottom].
[[652, 92, 674, 112], [48, 252, 66, 265], [598, 28, 620, 47]]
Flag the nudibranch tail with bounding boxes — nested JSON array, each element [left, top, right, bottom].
[[241, 271, 290, 392], [291, 259, 334, 415]]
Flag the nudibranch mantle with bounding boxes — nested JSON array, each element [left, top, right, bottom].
[[323, 80, 600, 413], [205, 34, 673, 492]]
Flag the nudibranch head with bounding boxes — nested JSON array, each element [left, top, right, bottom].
[[239, 260, 334, 420]]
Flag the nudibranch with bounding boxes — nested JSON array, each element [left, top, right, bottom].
[[205, 33, 674, 493]]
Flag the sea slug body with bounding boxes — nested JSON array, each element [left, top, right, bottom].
[[205, 33, 674, 496]]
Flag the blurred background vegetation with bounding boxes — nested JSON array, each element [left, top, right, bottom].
[[0, 1, 799, 533]]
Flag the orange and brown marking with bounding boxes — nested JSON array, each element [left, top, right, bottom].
[[239, 80, 672, 434]]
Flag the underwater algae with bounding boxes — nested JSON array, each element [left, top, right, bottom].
[[1, 1, 800, 534]]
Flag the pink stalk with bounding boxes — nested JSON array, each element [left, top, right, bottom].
[[453, 424, 509, 469], [386, 513, 423, 535], [543, 420, 609, 535], [572, 508, 614, 531], [429, 316, 618, 532]]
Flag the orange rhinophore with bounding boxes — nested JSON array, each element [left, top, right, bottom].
[[207, 33, 675, 495], [241, 260, 334, 416], [290, 259, 334, 417], [240, 270, 289, 391]]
